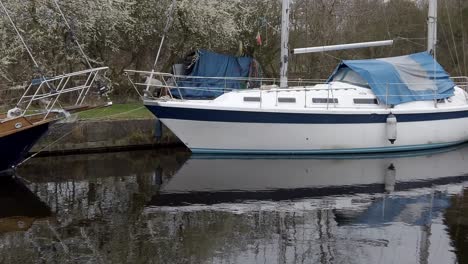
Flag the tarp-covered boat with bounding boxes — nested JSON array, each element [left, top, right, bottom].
[[128, 0, 468, 154], [142, 51, 468, 154]]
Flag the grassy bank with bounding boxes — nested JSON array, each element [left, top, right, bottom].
[[78, 103, 154, 120]]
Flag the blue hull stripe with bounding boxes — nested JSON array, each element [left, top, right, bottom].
[[146, 105, 468, 124], [191, 141, 466, 155]]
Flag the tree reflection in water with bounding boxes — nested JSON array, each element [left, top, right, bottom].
[[444, 189, 468, 264]]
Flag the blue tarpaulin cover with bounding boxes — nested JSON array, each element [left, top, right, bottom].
[[327, 52, 456, 105], [174, 50, 253, 99]]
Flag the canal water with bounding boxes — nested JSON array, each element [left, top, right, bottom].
[[1, 145, 468, 264]]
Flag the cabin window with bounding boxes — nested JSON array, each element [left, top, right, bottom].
[[278, 97, 296, 103], [244, 97, 261, 102], [312, 98, 338, 104], [353, 98, 378, 104], [330, 67, 369, 88]]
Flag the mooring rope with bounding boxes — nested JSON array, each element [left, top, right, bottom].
[[16, 106, 145, 168]]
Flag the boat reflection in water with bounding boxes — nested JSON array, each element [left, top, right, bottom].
[[145, 145, 468, 264], [1, 146, 467, 263], [0, 177, 51, 234], [151, 144, 468, 206]]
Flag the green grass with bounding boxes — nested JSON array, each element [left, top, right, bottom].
[[78, 103, 154, 120]]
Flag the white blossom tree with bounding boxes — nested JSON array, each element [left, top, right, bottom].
[[1, 0, 466, 100]]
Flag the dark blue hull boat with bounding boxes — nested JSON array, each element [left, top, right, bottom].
[[0, 121, 50, 175]]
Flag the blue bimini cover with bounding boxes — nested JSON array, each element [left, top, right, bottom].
[[327, 52, 456, 105], [174, 50, 253, 99]]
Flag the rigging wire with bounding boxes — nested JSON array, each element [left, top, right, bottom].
[[16, 106, 144, 168], [439, 17, 458, 75], [0, 0, 40, 69], [151, 0, 177, 71], [395, 37, 426, 48], [0, 85, 26, 92], [459, 0, 467, 76], [320, 51, 342, 62], [383, 11, 395, 58], [145, 0, 177, 93], [0, 0, 56, 94], [52, 0, 92, 69], [444, 0, 463, 76], [52, 0, 112, 103], [382, 0, 392, 53]]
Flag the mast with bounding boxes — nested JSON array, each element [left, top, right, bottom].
[[146, 0, 177, 92], [427, 0, 437, 56], [280, 0, 290, 88]]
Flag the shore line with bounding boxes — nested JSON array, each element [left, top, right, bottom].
[[29, 118, 183, 156]]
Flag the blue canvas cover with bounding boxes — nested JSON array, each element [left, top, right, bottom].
[[327, 52, 455, 105], [174, 50, 253, 99]]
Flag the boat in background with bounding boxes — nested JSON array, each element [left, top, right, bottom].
[[0, 67, 110, 175], [0, 1, 111, 175], [127, 0, 468, 154]]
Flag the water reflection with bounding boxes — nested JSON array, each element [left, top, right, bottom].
[[0, 146, 466, 263], [154, 145, 468, 205], [0, 177, 51, 233]]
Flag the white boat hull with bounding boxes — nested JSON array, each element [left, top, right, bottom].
[[146, 101, 468, 154]]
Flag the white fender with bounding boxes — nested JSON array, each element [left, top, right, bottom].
[[386, 114, 397, 144]]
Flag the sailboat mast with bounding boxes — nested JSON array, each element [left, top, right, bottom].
[[146, 0, 176, 92], [280, 0, 290, 88], [427, 0, 437, 56], [152, 0, 177, 71]]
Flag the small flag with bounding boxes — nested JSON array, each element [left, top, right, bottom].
[[256, 31, 262, 46]]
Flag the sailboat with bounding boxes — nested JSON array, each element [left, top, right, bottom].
[[128, 0, 468, 154], [0, 0, 111, 175]]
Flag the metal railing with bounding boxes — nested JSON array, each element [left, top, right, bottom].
[[451, 76, 468, 91], [125, 70, 468, 109], [124, 70, 325, 100], [14, 67, 109, 120]]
